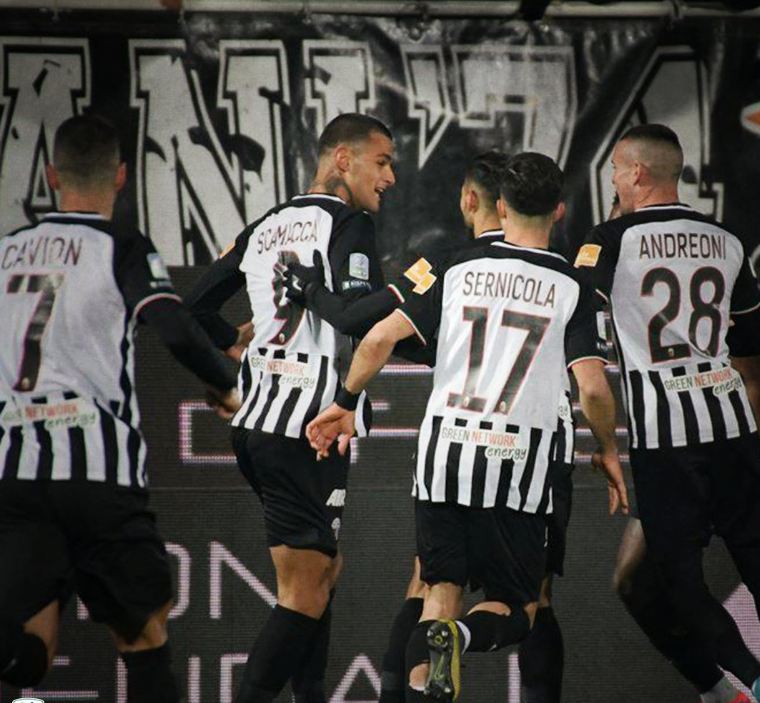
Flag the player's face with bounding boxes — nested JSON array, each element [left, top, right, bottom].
[[611, 140, 636, 215], [345, 132, 396, 213]]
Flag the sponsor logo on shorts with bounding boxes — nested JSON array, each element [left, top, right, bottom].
[[326, 489, 346, 507], [331, 517, 341, 540]]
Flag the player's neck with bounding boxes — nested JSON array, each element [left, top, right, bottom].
[[57, 190, 115, 219], [473, 212, 502, 238], [308, 167, 353, 208], [633, 185, 680, 211], [500, 220, 551, 250]]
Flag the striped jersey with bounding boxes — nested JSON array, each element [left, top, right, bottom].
[[189, 194, 383, 439], [0, 212, 180, 487], [577, 204, 760, 450], [397, 240, 605, 514]]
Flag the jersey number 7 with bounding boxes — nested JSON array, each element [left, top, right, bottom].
[[447, 306, 551, 415], [7, 273, 64, 392]]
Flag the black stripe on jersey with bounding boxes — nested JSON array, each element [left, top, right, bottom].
[[610, 311, 635, 438], [4, 426, 23, 479], [671, 367, 700, 446], [253, 349, 286, 432], [63, 392, 86, 481], [127, 428, 141, 486], [302, 355, 330, 430], [728, 388, 752, 437], [495, 458, 515, 507], [518, 428, 543, 510], [118, 316, 134, 423], [648, 372, 672, 448], [554, 417, 567, 463], [239, 352, 253, 400], [444, 419, 467, 502], [424, 416, 443, 495], [99, 403, 119, 484], [469, 420, 491, 508], [628, 371, 647, 448], [696, 362, 727, 442], [31, 397, 52, 481], [536, 474, 552, 515], [239, 347, 268, 427], [274, 352, 308, 435]]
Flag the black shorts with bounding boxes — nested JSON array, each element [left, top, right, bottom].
[[415, 500, 546, 606], [232, 427, 349, 558], [546, 462, 573, 577], [0, 481, 172, 643], [630, 432, 760, 565]]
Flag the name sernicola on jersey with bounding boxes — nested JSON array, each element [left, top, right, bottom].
[[231, 195, 379, 438], [577, 204, 760, 450], [397, 241, 605, 514], [0, 212, 180, 487]]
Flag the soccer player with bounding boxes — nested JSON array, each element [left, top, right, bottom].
[[0, 115, 240, 702], [285, 150, 572, 703], [576, 123, 760, 702], [185, 113, 396, 703], [306, 152, 628, 702]]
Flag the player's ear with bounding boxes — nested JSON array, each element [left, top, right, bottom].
[[553, 201, 566, 224], [115, 162, 127, 192], [46, 163, 60, 191], [334, 144, 351, 173], [496, 196, 507, 221]]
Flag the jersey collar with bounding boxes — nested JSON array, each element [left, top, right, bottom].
[[635, 203, 694, 213], [475, 229, 503, 240], [292, 193, 347, 205], [43, 211, 106, 220]]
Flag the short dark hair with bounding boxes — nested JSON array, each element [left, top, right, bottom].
[[464, 150, 510, 208], [620, 123, 681, 150], [499, 152, 563, 217], [317, 113, 392, 156], [53, 114, 120, 187]]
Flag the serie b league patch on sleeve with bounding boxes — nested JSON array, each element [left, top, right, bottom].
[[574, 244, 601, 268], [348, 252, 370, 281]]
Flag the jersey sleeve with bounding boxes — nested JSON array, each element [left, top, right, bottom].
[[395, 256, 444, 345], [113, 231, 181, 319], [573, 222, 621, 302], [565, 277, 609, 367], [327, 211, 385, 300], [730, 255, 760, 315]]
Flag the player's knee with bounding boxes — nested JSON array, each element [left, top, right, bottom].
[[0, 625, 50, 688]]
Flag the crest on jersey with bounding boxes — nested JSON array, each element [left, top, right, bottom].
[[348, 252, 369, 281], [574, 244, 601, 268], [404, 257, 437, 295]]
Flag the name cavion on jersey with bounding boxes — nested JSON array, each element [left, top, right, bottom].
[[462, 270, 556, 308], [638, 231, 726, 260], [1, 236, 83, 269], [256, 218, 318, 253]]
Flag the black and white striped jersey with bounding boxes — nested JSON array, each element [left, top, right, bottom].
[[0, 212, 181, 487], [397, 241, 604, 514], [577, 204, 760, 450], [188, 194, 383, 439]]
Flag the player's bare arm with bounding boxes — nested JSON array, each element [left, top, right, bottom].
[[570, 358, 629, 515], [306, 311, 415, 456]]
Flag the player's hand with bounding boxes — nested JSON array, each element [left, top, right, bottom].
[[306, 402, 356, 458], [206, 387, 242, 420], [591, 448, 629, 516], [284, 251, 325, 305], [225, 321, 254, 363]]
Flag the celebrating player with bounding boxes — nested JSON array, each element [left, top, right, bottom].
[[306, 152, 628, 702], [577, 124, 760, 702], [0, 115, 239, 702], [286, 150, 574, 703], [186, 113, 396, 703]]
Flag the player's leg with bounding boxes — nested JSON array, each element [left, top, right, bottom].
[[0, 481, 69, 689], [232, 428, 348, 702], [518, 460, 572, 703], [61, 482, 180, 703], [633, 446, 760, 691], [613, 517, 741, 702], [379, 556, 426, 703]]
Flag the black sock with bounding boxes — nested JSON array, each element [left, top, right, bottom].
[[236, 605, 321, 703], [292, 593, 335, 703], [457, 609, 530, 652], [618, 557, 725, 692], [120, 643, 180, 703], [404, 620, 435, 702], [518, 607, 564, 703], [379, 597, 424, 703]]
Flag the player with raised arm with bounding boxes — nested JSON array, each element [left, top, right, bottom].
[[185, 113, 396, 703], [577, 123, 760, 703], [0, 115, 239, 702], [306, 152, 628, 702], [286, 151, 574, 703]]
